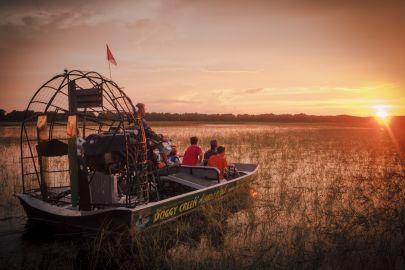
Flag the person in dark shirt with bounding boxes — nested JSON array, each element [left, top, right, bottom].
[[203, 139, 218, 165], [167, 147, 180, 165], [136, 103, 162, 142], [207, 146, 228, 180]]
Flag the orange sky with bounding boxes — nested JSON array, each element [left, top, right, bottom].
[[0, 0, 404, 116]]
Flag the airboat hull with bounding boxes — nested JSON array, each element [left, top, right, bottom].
[[17, 163, 258, 234]]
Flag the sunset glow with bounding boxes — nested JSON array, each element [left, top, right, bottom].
[[1, 2, 405, 269], [0, 1, 404, 116], [376, 107, 388, 120], [374, 105, 391, 126]]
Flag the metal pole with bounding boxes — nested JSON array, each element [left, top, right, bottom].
[[108, 61, 112, 80], [68, 80, 79, 207]]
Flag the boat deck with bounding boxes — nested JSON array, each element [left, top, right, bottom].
[[164, 163, 258, 190], [234, 163, 258, 173], [165, 172, 219, 189]]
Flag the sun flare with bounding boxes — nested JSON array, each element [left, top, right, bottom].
[[374, 105, 390, 125], [376, 108, 388, 119]]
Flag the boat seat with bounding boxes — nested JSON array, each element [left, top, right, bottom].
[[166, 172, 219, 190], [178, 165, 220, 180]]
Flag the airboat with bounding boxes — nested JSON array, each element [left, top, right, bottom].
[[17, 70, 258, 233]]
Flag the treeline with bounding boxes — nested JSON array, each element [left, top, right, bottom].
[[0, 109, 374, 123], [0, 109, 32, 122], [145, 112, 371, 122], [0, 109, 132, 122]]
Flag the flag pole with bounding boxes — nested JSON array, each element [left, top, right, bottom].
[[108, 60, 112, 80], [106, 44, 116, 80]]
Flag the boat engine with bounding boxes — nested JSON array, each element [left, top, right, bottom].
[[20, 70, 157, 210], [84, 129, 140, 174], [81, 128, 155, 206]]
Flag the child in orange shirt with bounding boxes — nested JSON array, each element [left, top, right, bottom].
[[207, 146, 228, 180]]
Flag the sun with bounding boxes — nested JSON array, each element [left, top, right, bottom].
[[374, 105, 390, 125], [376, 108, 388, 119]]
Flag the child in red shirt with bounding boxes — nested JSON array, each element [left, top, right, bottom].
[[207, 146, 228, 179], [182, 136, 203, 166]]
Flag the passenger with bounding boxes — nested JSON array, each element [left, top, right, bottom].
[[203, 139, 218, 165], [207, 146, 228, 180], [167, 147, 180, 165], [136, 103, 163, 142], [182, 136, 203, 166]]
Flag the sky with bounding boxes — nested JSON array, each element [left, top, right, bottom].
[[0, 0, 404, 116]]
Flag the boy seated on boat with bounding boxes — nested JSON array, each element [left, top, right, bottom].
[[167, 147, 180, 165], [182, 136, 203, 166], [207, 146, 228, 180], [203, 139, 218, 165]]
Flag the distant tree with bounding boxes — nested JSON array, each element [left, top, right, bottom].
[[6, 110, 25, 121], [0, 109, 5, 121]]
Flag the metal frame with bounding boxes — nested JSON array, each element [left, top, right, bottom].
[[20, 70, 148, 207]]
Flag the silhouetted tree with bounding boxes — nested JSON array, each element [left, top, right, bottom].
[[0, 109, 389, 124], [0, 109, 5, 121]]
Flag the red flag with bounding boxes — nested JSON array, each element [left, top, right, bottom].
[[106, 44, 117, 66]]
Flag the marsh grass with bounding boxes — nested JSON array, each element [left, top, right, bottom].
[[0, 122, 404, 269], [81, 185, 254, 270]]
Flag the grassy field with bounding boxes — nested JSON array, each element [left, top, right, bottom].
[[0, 121, 404, 269]]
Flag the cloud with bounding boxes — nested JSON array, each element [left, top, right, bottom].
[[21, 15, 38, 26], [126, 18, 155, 30], [202, 66, 264, 73], [244, 88, 264, 94], [148, 99, 198, 105]]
